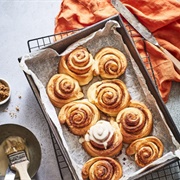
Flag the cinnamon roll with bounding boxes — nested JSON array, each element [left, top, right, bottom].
[[46, 74, 84, 108], [58, 99, 100, 136], [126, 136, 164, 167], [59, 46, 94, 86], [87, 79, 131, 116], [82, 156, 123, 180], [81, 120, 123, 157], [116, 100, 153, 144], [94, 47, 127, 79]]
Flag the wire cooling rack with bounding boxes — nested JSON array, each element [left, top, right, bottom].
[[27, 28, 180, 180], [124, 23, 159, 88]]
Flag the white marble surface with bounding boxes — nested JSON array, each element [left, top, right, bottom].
[[0, 1, 180, 180]]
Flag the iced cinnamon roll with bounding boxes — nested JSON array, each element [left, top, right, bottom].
[[87, 79, 131, 116], [94, 47, 127, 79], [81, 120, 123, 157], [58, 99, 100, 136], [116, 100, 153, 144], [82, 156, 123, 180], [59, 46, 94, 86], [46, 74, 84, 108], [126, 136, 164, 167]]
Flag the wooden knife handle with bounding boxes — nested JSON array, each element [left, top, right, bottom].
[[11, 160, 31, 180], [159, 46, 180, 74]]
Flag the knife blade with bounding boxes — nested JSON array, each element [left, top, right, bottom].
[[111, 0, 180, 73], [4, 167, 16, 180]]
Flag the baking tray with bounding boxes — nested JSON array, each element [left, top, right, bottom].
[[19, 14, 180, 179]]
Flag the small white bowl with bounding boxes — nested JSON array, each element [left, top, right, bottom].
[[0, 78, 11, 105]]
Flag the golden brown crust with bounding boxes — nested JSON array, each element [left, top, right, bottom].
[[94, 47, 127, 79], [116, 100, 153, 144], [58, 99, 100, 136], [82, 156, 123, 180], [46, 74, 84, 108], [126, 136, 164, 167], [82, 120, 123, 157], [87, 79, 131, 116], [59, 46, 94, 86]]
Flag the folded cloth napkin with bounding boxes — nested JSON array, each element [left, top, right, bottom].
[[54, 0, 180, 103]]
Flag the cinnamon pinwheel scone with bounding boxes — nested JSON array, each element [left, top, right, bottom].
[[87, 79, 131, 116], [59, 46, 94, 86], [126, 136, 164, 167], [58, 99, 100, 136], [82, 156, 123, 180], [80, 120, 123, 157], [94, 47, 127, 79], [46, 74, 84, 108], [116, 100, 153, 144]]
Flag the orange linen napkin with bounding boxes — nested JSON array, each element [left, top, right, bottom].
[[54, 0, 180, 103]]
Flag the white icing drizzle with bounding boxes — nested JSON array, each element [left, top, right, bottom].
[[85, 120, 114, 149], [79, 137, 85, 144]]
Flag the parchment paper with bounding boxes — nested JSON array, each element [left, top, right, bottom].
[[20, 20, 180, 180]]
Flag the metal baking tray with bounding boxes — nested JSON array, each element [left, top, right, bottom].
[[19, 14, 180, 179]]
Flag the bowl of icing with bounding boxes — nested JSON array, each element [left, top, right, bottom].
[[0, 124, 42, 178]]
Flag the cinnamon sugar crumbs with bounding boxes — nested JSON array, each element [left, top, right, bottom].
[[16, 106, 20, 111], [0, 81, 9, 101]]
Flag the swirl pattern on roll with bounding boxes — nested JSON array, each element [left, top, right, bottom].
[[81, 120, 123, 157], [59, 46, 94, 85], [126, 136, 164, 167], [46, 74, 84, 108], [94, 47, 127, 79], [87, 79, 131, 116], [58, 99, 100, 136], [81, 156, 122, 180], [116, 101, 153, 144]]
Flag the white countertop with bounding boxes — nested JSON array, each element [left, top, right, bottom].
[[0, 1, 180, 180], [0, 1, 63, 180]]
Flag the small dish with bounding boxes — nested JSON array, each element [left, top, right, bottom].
[[0, 78, 11, 105]]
